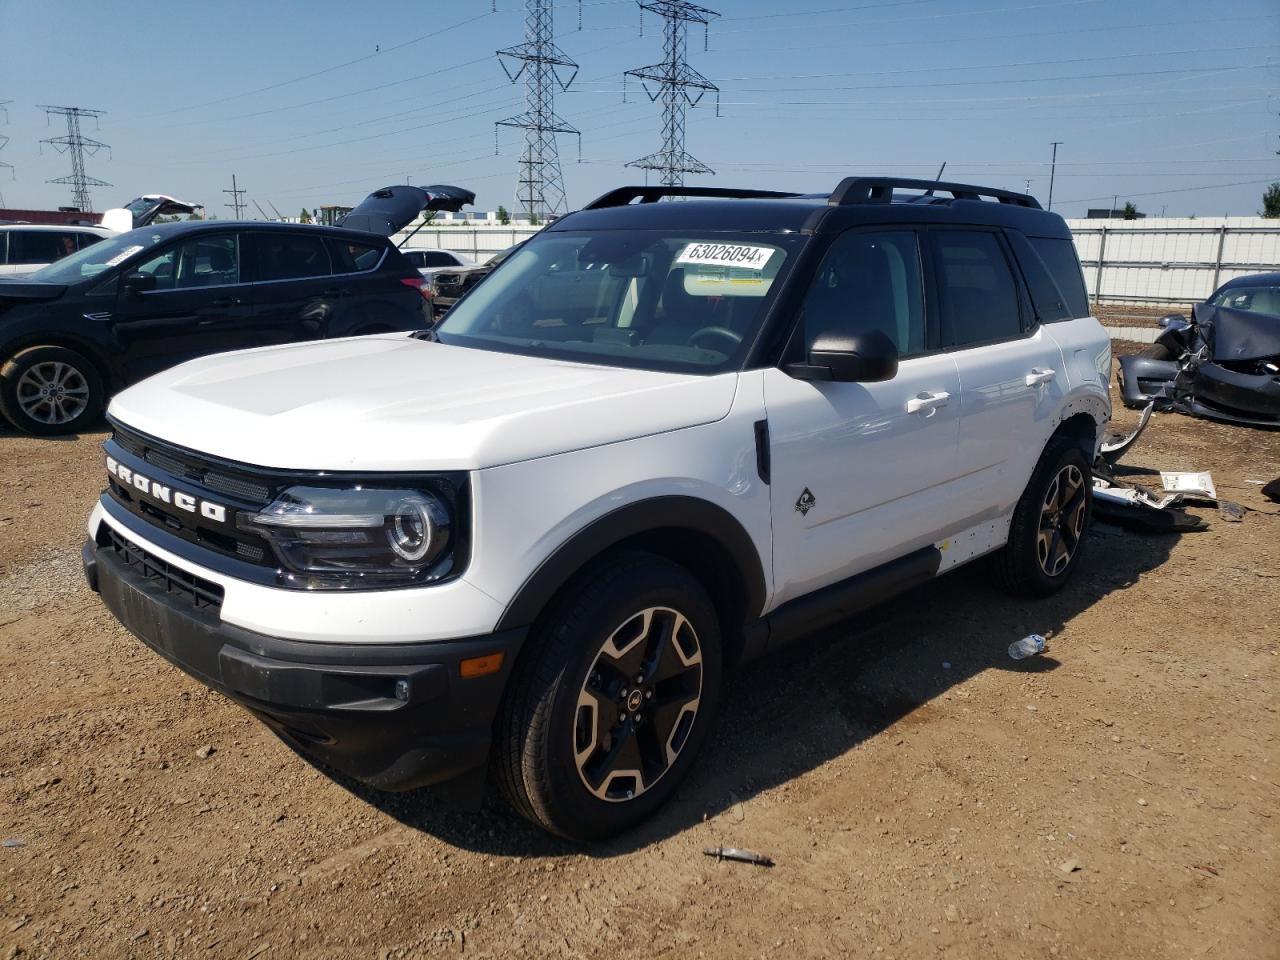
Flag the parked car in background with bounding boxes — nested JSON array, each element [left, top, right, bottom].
[[100, 195, 205, 233], [0, 223, 112, 276], [401, 249, 473, 272], [429, 243, 521, 318], [1118, 271, 1280, 427]]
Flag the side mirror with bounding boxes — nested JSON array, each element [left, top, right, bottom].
[[1157, 313, 1187, 328], [122, 271, 157, 295], [786, 328, 899, 383]]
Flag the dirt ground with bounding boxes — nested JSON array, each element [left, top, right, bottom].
[[1, 357, 1277, 960]]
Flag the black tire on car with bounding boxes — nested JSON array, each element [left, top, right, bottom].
[[495, 551, 723, 841], [1138, 341, 1174, 361], [0, 345, 105, 437], [991, 436, 1093, 598]]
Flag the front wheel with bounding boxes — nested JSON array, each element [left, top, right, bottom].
[[991, 436, 1092, 597], [0, 345, 105, 436], [495, 551, 723, 840]]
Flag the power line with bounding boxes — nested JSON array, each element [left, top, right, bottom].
[[37, 105, 111, 213], [495, 0, 582, 221], [223, 174, 247, 219], [625, 0, 720, 187]]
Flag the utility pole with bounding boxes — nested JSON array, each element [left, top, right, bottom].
[[38, 105, 110, 212], [223, 174, 247, 219], [1024, 178, 1032, 194], [0, 100, 12, 204], [495, 0, 581, 223], [626, 1, 720, 188], [1047, 140, 1062, 212]]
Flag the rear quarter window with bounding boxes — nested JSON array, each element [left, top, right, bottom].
[[1029, 237, 1089, 318]]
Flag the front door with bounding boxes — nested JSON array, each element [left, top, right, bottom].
[[112, 232, 254, 382], [764, 228, 961, 608]]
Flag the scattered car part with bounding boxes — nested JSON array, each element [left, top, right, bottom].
[[703, 846, 775, 867], [1091, 480, 1208, 533], [1263, 477, 1280, 504], [1098, 402, 1153, 467], [1159, 470, 1217, 500]]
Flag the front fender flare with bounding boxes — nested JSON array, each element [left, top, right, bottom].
[[493, 496, 767, 633]]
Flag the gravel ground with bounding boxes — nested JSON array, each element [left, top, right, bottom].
[[0, 367, 1277, 960]]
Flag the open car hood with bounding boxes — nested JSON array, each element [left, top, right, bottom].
[[100, 195, 204, 232], [1196, 303, 1280, 363], [337, 184, 475, 236]]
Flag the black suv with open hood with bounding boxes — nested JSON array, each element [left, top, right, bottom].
[[0, 184, 473, 435]]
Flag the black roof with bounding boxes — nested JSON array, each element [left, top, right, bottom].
[[120, 219, 390, 243], [1218, 271, 1280, 290], [551, 179, 1072, 240]]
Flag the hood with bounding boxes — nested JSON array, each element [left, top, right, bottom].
[[0, 280, 67, 302], [107, 336, 738, 472], [338, 185, 475, 236], [1196, 303, 1280, 362], [101, 195, 204, 232]]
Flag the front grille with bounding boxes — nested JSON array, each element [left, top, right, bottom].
[[113, 425, 272, 506], [99, 526, 224, 612]]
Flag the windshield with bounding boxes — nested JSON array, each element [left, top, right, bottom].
[[29, 228, 168, 284], [1210, 282, 1280, 317], [435, 229, 800, 373]]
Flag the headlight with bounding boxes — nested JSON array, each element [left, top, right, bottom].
[[238, 485, 456, 589]]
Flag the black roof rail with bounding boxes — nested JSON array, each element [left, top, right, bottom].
[[583, 185, 804, 209], [828, 177, 1042, 209]]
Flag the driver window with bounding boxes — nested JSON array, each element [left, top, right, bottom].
[[803, 230, 925, 356]]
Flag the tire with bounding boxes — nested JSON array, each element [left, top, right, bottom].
[[991, 436, 1093, 598], [1139, 341, 1174, 360], [495, 551, 723, 841], [0, 345, 105, 437]]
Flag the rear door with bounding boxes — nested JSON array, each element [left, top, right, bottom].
[[764, 227, 962, 606], [929, 227, 1067, 523], [246, 230, 340, 344], [111, 231, 256, 381]]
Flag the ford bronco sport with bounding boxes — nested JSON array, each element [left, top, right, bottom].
[[84, 178, 1110, 840]]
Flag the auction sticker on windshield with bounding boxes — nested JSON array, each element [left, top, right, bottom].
[[676, 243, 774, 269]]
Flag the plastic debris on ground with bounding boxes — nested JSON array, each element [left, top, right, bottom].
[[1160, 470, 1217, 500], [703, 846, 775, 867]]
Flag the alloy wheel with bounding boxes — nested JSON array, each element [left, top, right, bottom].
[[573, 606, 703, 802], [15, 361, 90, 426], [1037, 463, 1087, 577]]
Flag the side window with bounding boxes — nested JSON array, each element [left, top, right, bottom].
[[931, 231, 1023, 348], [803, 230, 925, 356], [1029, 237, 1089, 319], [326, 238, 383, 274], [10, 231, 78, 265], [174, 235, 239, 288], [421, 251, 456, 268], [77, 232, 107, 252], [133, 235, 239, 290], [1007, 231, 1070, 324], [255, 233, 331, 282]]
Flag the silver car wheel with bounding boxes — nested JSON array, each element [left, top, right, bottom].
[[16, 361, 91, 426]]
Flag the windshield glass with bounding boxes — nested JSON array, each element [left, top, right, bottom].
[[1210, 283, 1280, 317], [28, 229, 168, 284], [435, 229, 800, 373]]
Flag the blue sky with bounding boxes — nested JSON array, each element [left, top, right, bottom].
[[1, 0, 1276, 218]]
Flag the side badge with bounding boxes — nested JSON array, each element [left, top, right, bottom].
[[795, 488, 816, 516]]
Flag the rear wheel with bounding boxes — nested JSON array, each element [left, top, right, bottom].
[[991, 436, 1092, 597], [1138, 341, 1174, 360], [0, 345, 105, 436], [495, 551, 722, 840]]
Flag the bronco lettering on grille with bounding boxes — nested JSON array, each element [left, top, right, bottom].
[[106, 456, 228, 524]]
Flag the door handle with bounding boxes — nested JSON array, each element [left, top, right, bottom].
[[321, 288, 351, 298], [906, 390, 951, 415], [1025, 367, 1056, 387], [210, 297, 242, 308]]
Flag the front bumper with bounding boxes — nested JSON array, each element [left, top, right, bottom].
[[84, 533, 526, 791]]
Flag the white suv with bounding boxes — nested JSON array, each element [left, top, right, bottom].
[[84, 179, 1110, 840]]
